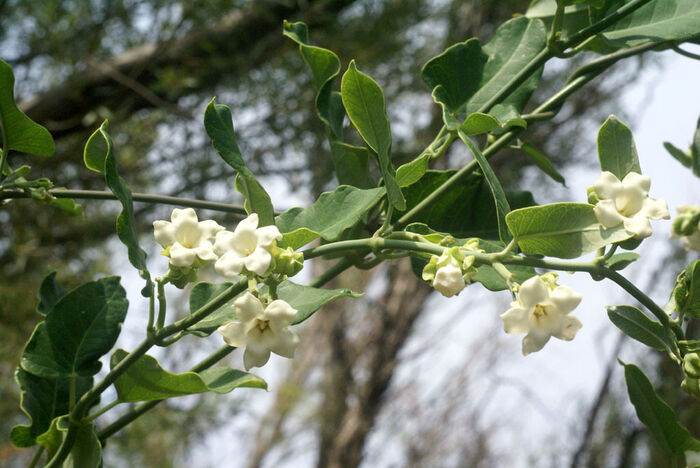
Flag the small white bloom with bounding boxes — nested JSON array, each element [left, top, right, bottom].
[[214, 213, 282, 277], [686, 450, 700, 468], [592, 171, 669, 239], [433, 260, 466, 297], [671, 205, 700, 251], [500, 275, 582, 355], [217, 292, 300, 370], [153, 208, 224, 267]]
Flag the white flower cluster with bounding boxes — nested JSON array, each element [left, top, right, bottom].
[[153, 209, 282, 278], [500, 275, 582, 356], [218, 292, 300, 370], [592, 171, 669, 239]]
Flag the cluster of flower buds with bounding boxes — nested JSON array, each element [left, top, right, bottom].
[[589, 171, 669, 239], [153, 209, 303, 287], [671, 205, 700, 251], [500, 274, 582, 356], [422, 239, 483, 297]]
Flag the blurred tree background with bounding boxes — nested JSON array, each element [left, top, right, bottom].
[[1, 0, 697, 467]]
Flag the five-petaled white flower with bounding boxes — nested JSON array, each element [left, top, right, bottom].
[[592, 171, 669, 239], [217, 292, 300, 370], [214, 213, 282, 277], [153, 208, 224, 267], [500, 275, 582, 356]]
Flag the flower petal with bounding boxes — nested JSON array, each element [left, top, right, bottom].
[[552, 314, 582, 341], [243, 346, 271, 370], [256, 225, 282, 247], [623, 213, 652, 239], [594, 199, 624, 228], [171, 207, 199, 225], [522, 332, 550, 356], [194, 242, 218, 262], [433, 264, 466, 297], [621, 172, 650, 193], [269, 328, 300, 358], [169, 243, 196, 267], [518, 276, 549, 309], [213, 230, 236, 256], [641, 197, 670, 220], [549, 285, 582, 315], [244, 247, 272, 276], [593, 171, 622, 199], [264, 300, 298, 328], [153, 220, 177, 248], [233, 291, 265, 322], [214, 251, 245, 278], [198, 219, 225, 239], [500, 306, 530, 335], [217, 321, 248, 348]]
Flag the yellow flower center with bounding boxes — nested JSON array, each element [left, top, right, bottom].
[[256, 319, 270, 331]]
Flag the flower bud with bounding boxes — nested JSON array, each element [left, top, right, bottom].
[[163, 265, 199, 289], [271, 246, 304, 277], [682, 376, 700, 401], [683, 353, 700, 379]]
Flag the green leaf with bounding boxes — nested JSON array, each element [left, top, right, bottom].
[[605, 252, 640, 270], [276, 185, 385, 250], [10, 369, 92, 448], [21, 277, 128, 378], [664, 141, 692, 168], [184, 280, 360, 336], [330, 142, 374, 189], [470, 239, 538, 291], [0, 59, 55, 156], [110, 350, 266, 402], [84, 122, 151, 288], [597, 0, 700, 48], [518, 141, 567, 185], [399, 170, 535, 239], [341, 61, 405, 210], [49, 197, 84, 216], [506, 202, 632, 258], [36, 271, 67, 316], [64, 422, 102, 468], [621, 361, 697, 455], [607, 305, 677, 355], [458, 130, 512, 243], [421, 38, 487, 113], [465, 17, 547, 115], [396, 153, 431, 187], [35, 417, 65, 457], [204, 99, 275, 225], [597, 115, 641, 179]]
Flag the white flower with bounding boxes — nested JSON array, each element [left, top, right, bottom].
[[214, 213, 282, 277], [433, 260, 465, 297], [671, 205, 700, 251], [686, 450, 700, 468], [500, 275, 582, 355], [217, 292, 300, 370], [592, 171, 669, 239], [153, 208, 224, 267]]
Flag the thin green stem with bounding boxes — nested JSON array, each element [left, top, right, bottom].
[[672, 44, 700, 60], [84, 399, 120, 422], [28, 445, 45, 468], [0, 188, 251, 215], [68, 375, 76, 411], [156, 279, 167, 329], [561, 0, 654, 49], [601, 268, 671, 328], [547, 1, 566, 50]]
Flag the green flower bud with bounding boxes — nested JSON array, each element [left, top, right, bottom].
[[586, 186, 600, 205], [271, 246, 304, 277], [682, 376, 700, 401], [163, 265, 199, 289], [683, 352, 700, 379]]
